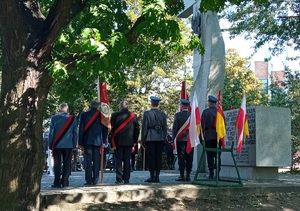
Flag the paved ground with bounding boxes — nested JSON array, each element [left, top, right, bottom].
[[40, 169, 300, 210]]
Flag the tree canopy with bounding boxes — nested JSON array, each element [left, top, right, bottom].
[[223, 48, 267, 110], [44, 0, 201, 116], [222, 1, 300, 59], [269, 70, 300, 169], [0, 0, 278, 209]]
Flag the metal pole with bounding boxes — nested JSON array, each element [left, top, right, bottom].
[[100, 145, 104, 184], [143, 145, 146, 171]]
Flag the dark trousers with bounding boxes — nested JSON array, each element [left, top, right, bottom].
[[176, 141, 194, 175], [115, 146, 132, 182], [53, 148, 72, 187], [84, 144, 100, 184], [205, 140, 221, 171], [146, 141, 163, 174]]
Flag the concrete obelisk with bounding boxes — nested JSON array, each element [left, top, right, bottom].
[[178, 0, 225, 172]]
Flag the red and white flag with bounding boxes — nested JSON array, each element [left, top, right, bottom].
[[235, 93, 249, 152], [173, 81, 190, 152], [98, 80, 111, 128], [186, 93, 201, 153], [178, 81, 190, 112]]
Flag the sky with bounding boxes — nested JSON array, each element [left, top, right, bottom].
[[220, 19, 299, 72]]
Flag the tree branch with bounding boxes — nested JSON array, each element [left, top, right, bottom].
[[126, 15, 146, 45], [20, 0, 46, 33], [277, 15, 300, 19], [64, 53, 99, 71], [37, 0, 88, 57]]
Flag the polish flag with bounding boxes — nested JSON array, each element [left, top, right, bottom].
[[186, 93, 201, 153], [235, 93, 249, 152]]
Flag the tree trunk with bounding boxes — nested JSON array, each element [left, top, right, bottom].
[[0, 42, 52, 209], [0, 1, 85, 209]]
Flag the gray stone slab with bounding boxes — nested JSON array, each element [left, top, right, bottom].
[[222, 106, 291, 167], [221, 106, 291, 180]]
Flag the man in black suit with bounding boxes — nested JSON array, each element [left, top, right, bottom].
[[142, 96, 167, 183], [201, 95, 220, 179], [172, 99, 193, 182], [110, 100, 140, 184]]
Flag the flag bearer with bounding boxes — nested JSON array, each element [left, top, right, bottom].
[[172, 99, 193, 182]]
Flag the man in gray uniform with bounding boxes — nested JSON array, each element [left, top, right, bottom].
[[142, 96, 167, 183]]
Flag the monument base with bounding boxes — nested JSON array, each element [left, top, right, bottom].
[[221, 166, 279, 180]]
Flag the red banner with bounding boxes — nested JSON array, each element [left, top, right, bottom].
[[98, 80, 111, 128]]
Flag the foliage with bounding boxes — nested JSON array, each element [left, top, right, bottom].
[[269, 69, 300, 169], [220, 0, 300, 171], [221, 1, 300, 58], [46, 0, 197, 123], [223, 48, 267, 110], [107, 64, 194, 128], [200, 0, 268, 12]]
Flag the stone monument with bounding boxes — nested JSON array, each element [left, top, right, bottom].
[[178, 0, 226, 171], [221, 106, 292, 180]]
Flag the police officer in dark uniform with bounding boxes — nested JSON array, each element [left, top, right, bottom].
[[172, 99, 193, 182], [142, 96, 167, 183], [201, 95, 221, 179]]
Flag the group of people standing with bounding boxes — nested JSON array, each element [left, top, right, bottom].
[[48, 101, 108, 187], [48, 94, 221, 188]]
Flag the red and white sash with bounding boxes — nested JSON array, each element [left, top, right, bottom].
[[173, 117, 190, 151]]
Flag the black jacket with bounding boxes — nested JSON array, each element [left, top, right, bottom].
[[172, 110, 190, 142], [201, 106, 217, 141], [110, 108, 140, 146]]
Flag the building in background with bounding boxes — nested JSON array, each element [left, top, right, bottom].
[[254, 61, 285, 94]]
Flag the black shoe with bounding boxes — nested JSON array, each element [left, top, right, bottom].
[[84, 182, 93, 186], [186, 175, 191, 182], [124, 180, 129, 184], [115, 180, 124, 184], [175, 176, 185, 182], [145, 177, 156, 183], [209, 175, 214, 179], [51, 184, 61, 188]]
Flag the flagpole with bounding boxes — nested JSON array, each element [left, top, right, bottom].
[[100, 145, 104, 184], [98, 78, 105, 184], [184, 65, 187, 99], [199, 122, 205, 141], [97, 78, 101, 102]]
